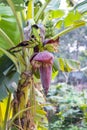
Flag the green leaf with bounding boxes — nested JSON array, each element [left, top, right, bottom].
[[52, 20, 86, 39], [64, 10, 82, 27], [0, 0, 24, 11], [35, 0, 50, 22], [5, 70, 19, 93], [0, 5, 13, 16], [38, 126, 47, 130], [50, 9, 65, 19], [0, 0, 24, 5], [15, 5, 25, 11], [0, 74, 8, 101], [0, 20, 20, 49], [52, 71, 58, 79], [12, 0, 24, 5], [45, 0, 60, 11], [53, 57, 59, 71], [52, 57, 59, 81], [0, 47, 19, 71], [0, 55, 13, 74], [6, 0, 24, 41], [65, 59, 80, 70], [58, 58, 65, 71], [0, 28, 15, 48], [1, 16, 16, 22], [0, 71, 19, 101], [55, 19, 63, 29], [74, 0, 87, 14], [36, 109, 46, 115], [58, 58, 80, 72]]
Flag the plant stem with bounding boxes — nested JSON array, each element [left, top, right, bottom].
[[12, 123, 24, 130], [3, 92, 11, 130], [9, 106, 34, 127], [34, 0, 50, 23], [0, 28, 15, 47], [52, 21, 86, 40], [30, 82, 36, 118], [6, 0, 24, 41]]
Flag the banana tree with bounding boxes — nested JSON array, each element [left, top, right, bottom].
[[0, 0, 87, 130]]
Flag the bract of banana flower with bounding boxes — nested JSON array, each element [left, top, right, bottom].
[[30, 51, 54, 95], [43, 37, 59, 52]]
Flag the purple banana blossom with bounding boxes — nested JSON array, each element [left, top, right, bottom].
[[24, 21, 59, 53], [31, 51, 54, 95]]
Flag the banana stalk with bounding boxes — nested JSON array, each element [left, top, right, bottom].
[[12, 70, 36, 130]]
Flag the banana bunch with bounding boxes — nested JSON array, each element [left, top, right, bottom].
[[45, 20, 54, 38]]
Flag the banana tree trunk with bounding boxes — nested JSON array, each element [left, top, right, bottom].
[[12, 70, 36, 130]]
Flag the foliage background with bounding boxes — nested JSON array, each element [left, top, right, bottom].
[[0, 0, 87, 130]]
